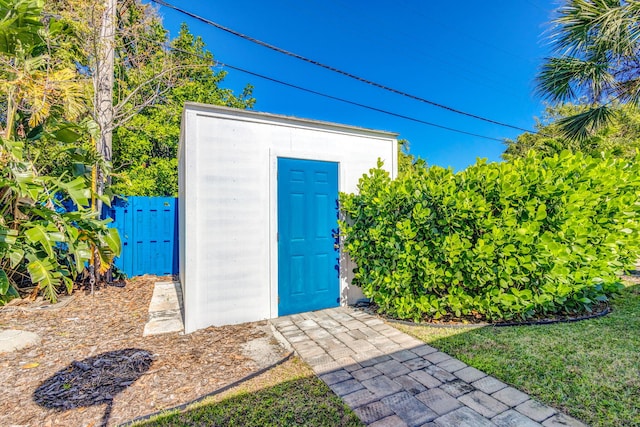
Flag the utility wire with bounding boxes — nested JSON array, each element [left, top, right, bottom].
[[327, 0, 522, 96], [149, 0, 539, 134], [221, 62, 505, 142], [153, 38, 506, 142], [397, 0, 535, 64]]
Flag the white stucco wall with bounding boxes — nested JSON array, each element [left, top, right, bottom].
[[179, 103, 397, 333]]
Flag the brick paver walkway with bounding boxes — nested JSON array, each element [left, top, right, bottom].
[[270, 307, 587, 427]]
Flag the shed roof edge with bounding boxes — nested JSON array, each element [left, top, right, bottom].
[[183, 103, 399, 138]]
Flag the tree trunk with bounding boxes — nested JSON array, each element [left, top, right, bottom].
[[93, 0, 115, 287], [96, 0, 115, 183]]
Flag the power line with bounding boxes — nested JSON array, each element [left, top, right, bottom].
[[220, 63, 505, 142], [149, 0, 538, 134], [326, 0, 523, 96], [397, 0, 535, 65], [152, 39, 506, 142]]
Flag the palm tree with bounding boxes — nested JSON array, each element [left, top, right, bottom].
[[537, 0, 640, 140]]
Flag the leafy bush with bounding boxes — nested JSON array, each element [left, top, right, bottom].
[[0, 138, 121, 304], [339, 152, 640, 322]]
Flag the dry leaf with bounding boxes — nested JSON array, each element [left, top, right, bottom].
[[21, 362, 40, 369]]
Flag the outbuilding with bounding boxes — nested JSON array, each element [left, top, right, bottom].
[[179, 103, 397, 333]]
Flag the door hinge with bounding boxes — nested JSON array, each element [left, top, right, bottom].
[[278, 295, 280, 304], [277, 232, 279, 241]]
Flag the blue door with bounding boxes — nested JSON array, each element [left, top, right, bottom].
[[278, 158, 340, 316]]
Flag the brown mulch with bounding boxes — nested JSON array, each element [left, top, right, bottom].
[[0, 276, 287, 427], [362, 269, 640, 328]]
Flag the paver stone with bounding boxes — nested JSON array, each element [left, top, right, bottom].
[[352, 366, 382, 381], [471, 376, 508, 394], [390, 349, 420, 362], [354, 401, 394, 424], [361, 375, 403, 399], [394, 374, 428, 395], [329, 378, 365, 396], [433, 407, 497, 427], [454, 366, 487, 383], [403, 357, 431, 371], [492, 409, 542, 427], [411, 344, 438, 357], [459, 390, 509, 418], [370, 415, 409, 427], [342, 388, 379, 408], [320, 369, 352, 385], [439, 381, 474, 399], [381, 391, 438, 426], [374, 359, 411, 378], [424, 352, 452, 364], [541, 414, 588, 427], [492, 386, 530, 407], [515, 399, 557, 422], [408, 370, 442, 389], [425, 365, 457, 383], [416, 388, 462, 416], [437, 358, 467, 373]]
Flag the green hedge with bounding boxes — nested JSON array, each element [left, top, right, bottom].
[[339, 152, 640, 322]]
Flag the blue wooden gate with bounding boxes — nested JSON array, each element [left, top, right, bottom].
[[106, 196, 179, 277]]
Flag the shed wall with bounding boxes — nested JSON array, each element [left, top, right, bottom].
[[180, 104, 397, 333]]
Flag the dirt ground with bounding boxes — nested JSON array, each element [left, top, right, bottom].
[[0, 276, 288, 427]]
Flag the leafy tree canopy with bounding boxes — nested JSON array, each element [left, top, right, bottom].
[[397, 139, 426, 176], [112, 23, 255, 196], [503, 103, 640, 161], [36, 0, 256, 197]]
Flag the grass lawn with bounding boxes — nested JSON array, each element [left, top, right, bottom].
[[394, 283, 640, 427], [133, 357, 363, 427]]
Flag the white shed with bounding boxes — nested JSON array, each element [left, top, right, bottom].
[[178, 103, 398, 333]]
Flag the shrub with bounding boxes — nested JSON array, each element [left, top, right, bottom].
[[0, 138, 121, 304], [339, 151, 640, 322]]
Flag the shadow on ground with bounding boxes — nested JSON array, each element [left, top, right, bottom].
[[33, 348, 153, 427], [133, 373, 362, 427]]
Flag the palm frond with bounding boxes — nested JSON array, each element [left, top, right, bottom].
[[614, 77, 640, 105], [553, 0, 637, 57], [536, 56, 614, 102], [558, 104, 614, 140]]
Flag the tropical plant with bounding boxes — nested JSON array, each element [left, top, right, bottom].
[[0, 0, 87, 139], [537, 0, 640, 140], [0, 0, 121, 304], [503, 103, 640, 160], [340, 152, 640, 322], [0, 135, 120, 304]]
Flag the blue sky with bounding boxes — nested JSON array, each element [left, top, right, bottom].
[[152, 0, 556, 170]]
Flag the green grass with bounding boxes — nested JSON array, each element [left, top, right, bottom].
[[394, 283, 640, 427], [133, 357, 363, 427]]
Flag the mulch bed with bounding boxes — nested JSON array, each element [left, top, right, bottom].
[[0, 276, 285, 427], [360, 269, 640, 328], [377, 303, 612, 328]]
